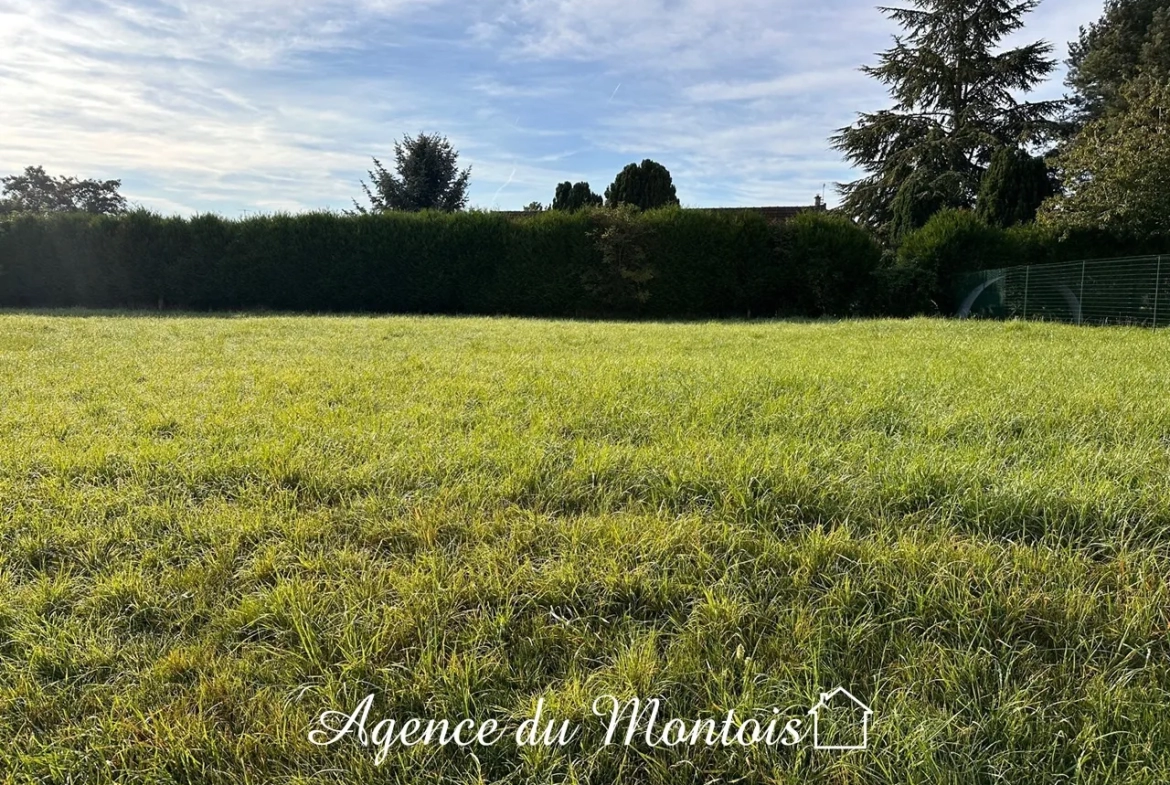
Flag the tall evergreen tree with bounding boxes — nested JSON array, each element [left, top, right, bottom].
[[551, 181, 603, 212], [1065, 0, 1170, 130], [604, 160, 679, 210], [832, 0, 1063, 238], [889, 168, 968, 242], [354, 132, 471, 213], [975, 146, 1054, 226]]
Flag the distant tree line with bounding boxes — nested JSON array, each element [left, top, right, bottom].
[[1, 166, 127, 216], [349, 134, 681, 216]]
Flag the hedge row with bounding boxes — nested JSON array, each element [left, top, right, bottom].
[[3, 206, 1166, 317], [0, 208, 884, 317]]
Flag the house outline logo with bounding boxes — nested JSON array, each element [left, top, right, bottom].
[[806, 687, 872, 750]]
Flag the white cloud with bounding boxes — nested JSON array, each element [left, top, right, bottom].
[[684, 69, 871, 103], [478, 0, 816, 68], [468, 76, 570, 99], [0, 0, 457, 213]]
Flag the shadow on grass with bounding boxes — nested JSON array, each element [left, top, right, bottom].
[[0, 306, 867, 325]]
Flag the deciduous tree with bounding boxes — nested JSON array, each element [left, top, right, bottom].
[[0, 166, 127, 215], [1038, 77, 1170, 237]]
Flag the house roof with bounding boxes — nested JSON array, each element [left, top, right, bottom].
[[808, 687, 872, 714], [496, 204, 826, 222], [694, 205, 823, 222]]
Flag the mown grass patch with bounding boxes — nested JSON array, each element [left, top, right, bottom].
[[1, 314, 1168, 784]]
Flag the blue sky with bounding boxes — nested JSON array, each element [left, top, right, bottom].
[[0, 0, 1105, 216]]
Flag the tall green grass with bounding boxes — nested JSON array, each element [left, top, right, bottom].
[[1, 314, 1168, 784]]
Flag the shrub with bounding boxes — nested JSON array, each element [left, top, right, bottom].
[[584, 205, 655, 313], [889, 169, 968, 244], [634, 207, 778, 317], [492, 209, 598, 316], [0, 207, 799, 318], [894, 210, 1170, 315], [779, 211, 884, 316], [894, 209, 1013, 312], [0, 212, 122, 307]]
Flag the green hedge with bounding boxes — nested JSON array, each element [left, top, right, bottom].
[[0, 208, 886, 318], [893, 209, 1170, 313], [5, 206, 1160, 317], [778, 211, 884, 316], [0, 210, 592, 314]]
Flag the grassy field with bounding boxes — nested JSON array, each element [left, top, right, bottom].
[[2, 313, 1169, 784]]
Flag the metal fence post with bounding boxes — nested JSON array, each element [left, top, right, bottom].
[[1155, 256, 1163, 328], [1078, 259, 1086, 325], [1023, 265, 1030, 320]]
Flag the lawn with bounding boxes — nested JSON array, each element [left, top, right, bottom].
[[1, 313, 1168, 784]]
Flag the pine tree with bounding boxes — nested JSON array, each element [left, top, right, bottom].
[[832, 0, 1063, 238], [354, 133, 471, 213], [1065, 0, 1170, 130]]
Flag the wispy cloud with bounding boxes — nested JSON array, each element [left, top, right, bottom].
[[0, 0, 1101, 214], [685, 70, 869, 104]]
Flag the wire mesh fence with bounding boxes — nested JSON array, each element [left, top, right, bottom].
[[956, 255, 1170, 327]]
